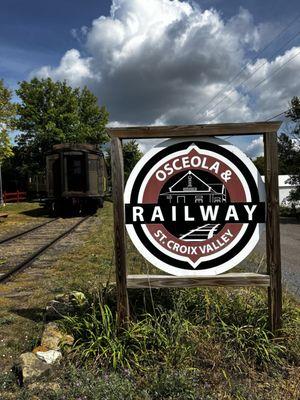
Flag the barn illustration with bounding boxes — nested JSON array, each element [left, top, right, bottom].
[[159, 170, 226, 204]]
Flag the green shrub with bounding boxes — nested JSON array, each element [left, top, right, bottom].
[[218, 321, 285, 370], [63, 304, 150, 369], [141, 309, 197, 367], [61, 286, 298, 373]]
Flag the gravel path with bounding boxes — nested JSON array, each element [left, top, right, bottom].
[[254, 219, 300, 298]]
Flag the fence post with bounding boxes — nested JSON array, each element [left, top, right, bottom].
[[111, 136, 130, 327], [264, 132, 282, 334]]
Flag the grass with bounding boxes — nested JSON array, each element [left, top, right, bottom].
[[61, 287, 298, 372], [0, 201, 49, 235], [0, 201, 299, 399]]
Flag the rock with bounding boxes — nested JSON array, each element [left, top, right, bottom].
[[45, 299, 75, 319], [32, 345, 49, 353], [36, 350, 62, 365], [16, 322, 73, 387], [17, 352, 52, 385], [41, 323, 63, 350], [60, 334, 74, 347], [45, 291, 87, 319], [40, 322, 74, 352]]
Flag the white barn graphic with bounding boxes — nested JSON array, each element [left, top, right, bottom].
[[160, 171, 226, 204]]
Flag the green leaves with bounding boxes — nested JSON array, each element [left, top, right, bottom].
[[123, 140, 143, 182], [63, 283, 300, 374], [106, 139, 143, 185], [286, 96, 300, 125], [0, 80, 15, 162], [284, 97, 300, 203], [15, 77, 109, 174], [64, 303, 149, 370], [219, 320, 286, 370]]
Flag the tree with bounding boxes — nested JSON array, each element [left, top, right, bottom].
[[286, 96, 300, 129], [105, 140, 143, 186], [278, 133, 299, 175], [284, 97, 300, 203], [15, 78, 109, 175], [123, 140, 143, 182], [252, 156, 264, 175], [253, 133, 299, 173], [0, 80, 15, 205], [1, 146, 29, 192]]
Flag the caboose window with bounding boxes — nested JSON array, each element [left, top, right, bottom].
[[66, 155, 86, 192]]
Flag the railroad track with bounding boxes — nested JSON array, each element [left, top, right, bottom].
[[180, 223, 220, 241], [0, 218, 59, 245], [0, 216, 90, 283]]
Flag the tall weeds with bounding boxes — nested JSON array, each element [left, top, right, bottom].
[[62, 287, 298, 373]]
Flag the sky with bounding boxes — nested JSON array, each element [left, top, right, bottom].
[[1, 0, 300, 157]]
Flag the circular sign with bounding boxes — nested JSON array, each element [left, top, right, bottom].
[[124, 137, 265, 276]]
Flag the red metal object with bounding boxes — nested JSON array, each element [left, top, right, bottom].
[[3, 191, 27, 203]]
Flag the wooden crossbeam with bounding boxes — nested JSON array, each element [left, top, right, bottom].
[[127, 273, 270, 289], [108, 121, 281, 139]]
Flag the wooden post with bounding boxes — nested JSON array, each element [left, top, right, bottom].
[[264, 132, 282, 334], [111, 136, 130, 326]]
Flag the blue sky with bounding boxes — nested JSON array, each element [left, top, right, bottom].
[[1, 0, 300, 156], [0, 0, 110, 89], [1, 0, 299, 87]]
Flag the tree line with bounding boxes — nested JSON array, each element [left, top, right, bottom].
[[253, 97, 300, 203], [0, 78, 142, 194]]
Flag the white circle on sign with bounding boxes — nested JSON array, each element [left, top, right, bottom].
[[124, 137, 265, 276]]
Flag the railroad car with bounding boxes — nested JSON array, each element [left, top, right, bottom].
[[45, 143, 107, 215]]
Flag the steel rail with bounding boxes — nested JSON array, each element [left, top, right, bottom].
[[0, 218, 59, 244], [0, 216, 90, 284]]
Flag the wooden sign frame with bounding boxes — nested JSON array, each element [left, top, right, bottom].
[[108, 121, 282, 334]]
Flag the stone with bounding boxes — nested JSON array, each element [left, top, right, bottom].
[[45, 291, 87, 319], [60, 334, 74, 347], [40, 322, 74, 352], [36, 350, 62, 365], [45, 299, 75, 319], [41, 323, 63, 350], [17, 352, 51, 385], [32, 345, 49, 353]]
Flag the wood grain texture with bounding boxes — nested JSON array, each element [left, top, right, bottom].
[[108, 122, 281, 139], [127, 273, 270, 288], [111, 137, 130, 326], [264, 132, 282, 334]]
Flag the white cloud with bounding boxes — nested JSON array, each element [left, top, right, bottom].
[[33, 49, 95, 88], [245, 136, 264, 158], [32, 0, 300, 129]]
